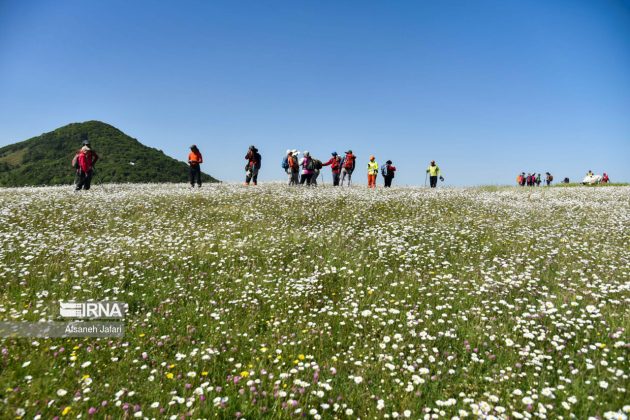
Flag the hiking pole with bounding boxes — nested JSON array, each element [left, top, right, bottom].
[[424, 172, 428, 187]]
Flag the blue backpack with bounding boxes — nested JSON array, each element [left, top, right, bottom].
[[281, 156, 289, 169]]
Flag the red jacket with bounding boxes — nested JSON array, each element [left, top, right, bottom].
[[74, 149, 99, 173], [322, 156, 342, 174]]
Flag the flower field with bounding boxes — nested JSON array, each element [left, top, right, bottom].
[[0, 184, 628, 419]]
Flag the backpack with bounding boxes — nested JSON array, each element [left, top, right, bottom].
[[548, 175, 553, 182], [306, 157, 314, 171], [72, 153, 79, 169], [281, 156, 289, 170], [344, 154, 355, 169], [314, 159, 322, 170]]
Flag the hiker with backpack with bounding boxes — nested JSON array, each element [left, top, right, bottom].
[[536, 173, 542, 187], [367, 156, 378, 188], [282, 149, 294, 185], [311, 157, 323, 186], [602, 172, 610, 183], [426, 160, 442, 188], [289, 150, 300, 185], [244, 145, 261, 186], [545, 172, 554, 186], [188, 145, 203, 188], [340, 150, 356, 186], [322, 152, 342, 186], [300, 151, 314, 185], [72, 139, 99, 191], [381, 160, 396, 187]]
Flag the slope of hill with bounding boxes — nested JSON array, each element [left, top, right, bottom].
[[0, 121, 218, 187]]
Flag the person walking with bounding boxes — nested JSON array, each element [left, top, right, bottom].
[[322, 152, 342, 186], [289, 150, 300, 185], [381, 160, 396, 187], [244, 145, 261, 186], [602, 172, 610, 183], [311, 157, 323, 186], [367, 155, 378, 188], [282, 149, 294, 185], [536, 173, 542, 187], [188, 145, 203, 188], [340, 150, 356, 186], [426, 160, 441, 188], [72, 139, 99, 191], [300, 151, 314, 185], [545, 172, 554, 186]]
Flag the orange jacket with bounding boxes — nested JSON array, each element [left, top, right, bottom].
[[188, 151, 203, 165]]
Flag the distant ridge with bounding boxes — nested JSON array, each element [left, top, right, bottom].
[[0, 121, 218, 187]]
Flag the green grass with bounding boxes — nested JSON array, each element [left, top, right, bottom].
[[0, 184, 628, 419]]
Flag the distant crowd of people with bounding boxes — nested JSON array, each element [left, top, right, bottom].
[[516, 170, 611, 187]]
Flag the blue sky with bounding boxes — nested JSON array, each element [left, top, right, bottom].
[[1, 0, 628, 185]]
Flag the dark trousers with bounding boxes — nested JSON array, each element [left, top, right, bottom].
[[384, 176, 393, 187], [245, 168, 259, 185], [430, 175, 438, 188], [300, 173, 313, 185], [75, 170, 93, 190], [189, 165, 202, 187], [332, 172, 340, 186]]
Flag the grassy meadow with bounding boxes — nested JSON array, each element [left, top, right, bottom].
[[0, 184, 628, 419]]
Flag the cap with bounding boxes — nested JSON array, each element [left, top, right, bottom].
[[331, 151, 337, 156], [286, 149, 291, 154], [82, 139, 90, 145], [386, 160, 392, 164], [345, 150, 352, 154]]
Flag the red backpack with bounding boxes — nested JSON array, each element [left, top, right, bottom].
[[344, 153, 355, 169]]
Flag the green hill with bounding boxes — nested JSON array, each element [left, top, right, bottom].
[[0, 121, 218, 187]]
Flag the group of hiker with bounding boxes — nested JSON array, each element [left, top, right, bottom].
[[75, 140, 613, 190], [71, 140, 446, 190], [516, 172, 553, 187], [516, 170, 611, 187], [280, 149, 403, 188]]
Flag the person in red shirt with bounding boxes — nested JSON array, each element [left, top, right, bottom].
[[382, 160, 396, 187], [321, 151, 342, 186], [72, 140, 99, 191], [188, 145, 203, 187]]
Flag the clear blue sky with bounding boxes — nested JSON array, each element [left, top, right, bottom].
[[1, 0, 628, 185]]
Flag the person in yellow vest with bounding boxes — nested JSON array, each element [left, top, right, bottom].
[[367, 156, 378, 188], [426, 160, 442, 188]]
